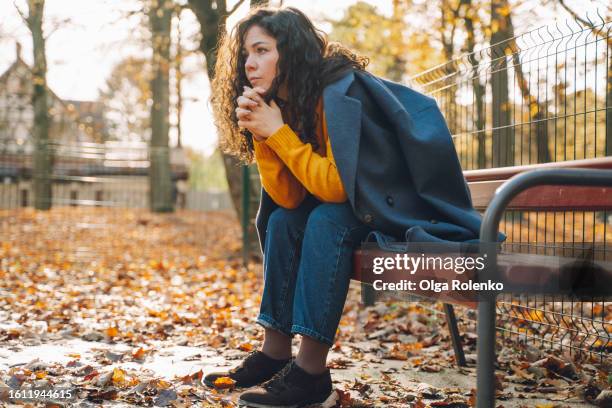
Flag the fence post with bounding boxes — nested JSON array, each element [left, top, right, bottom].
[[242, 164, 250, 267], [33, 139, 52, 210]]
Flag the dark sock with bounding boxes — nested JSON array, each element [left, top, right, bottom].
[[292, 361, 328, 380]]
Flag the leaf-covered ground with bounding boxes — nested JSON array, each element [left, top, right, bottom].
[[0, 208, 610, 407]]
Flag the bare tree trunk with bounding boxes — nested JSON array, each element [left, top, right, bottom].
[[175, 7, 183, 149], [187, 0, 262, 256], [188, 0, 245, 222], [607, 43, 612, 156], [510, 50, 552, 163], [502, 13, 551, 164], [23, 0, 52, 210], [556, 0, 611, 156], [490, 0, 514, 167], [439, 0, 459, 134], [149, 0, 174, 212], [386, 0, 407, 83], [461, 0, 486, 168]]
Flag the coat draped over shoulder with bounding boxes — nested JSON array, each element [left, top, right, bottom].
[[255, 71, 502, 253]]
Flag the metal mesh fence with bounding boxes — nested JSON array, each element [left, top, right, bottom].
[[0, 140, 184, 209], [409, 15, 612, 363]]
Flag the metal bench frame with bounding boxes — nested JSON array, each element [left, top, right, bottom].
[[476, 168, 612, 407], [356, 161, 612, 407]]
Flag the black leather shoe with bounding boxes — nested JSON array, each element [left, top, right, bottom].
[[237, 361, 333, 408], [203, 351, 292, 389]]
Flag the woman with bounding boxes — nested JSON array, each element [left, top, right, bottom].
[[205, 6, 485, 408]]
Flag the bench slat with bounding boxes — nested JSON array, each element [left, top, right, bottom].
[[463, 157, 612, 182], [469, 182, 612, 211]]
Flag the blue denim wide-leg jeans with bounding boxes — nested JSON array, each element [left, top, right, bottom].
[[256, 195, 372, 346]]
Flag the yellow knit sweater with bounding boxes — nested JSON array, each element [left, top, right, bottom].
[[253, 99, 347, 209]]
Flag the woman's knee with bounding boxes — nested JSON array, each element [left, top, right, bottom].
[[266, 207, 308, 239], [304, 202, 356, 231], [303, 202, 370, 246]]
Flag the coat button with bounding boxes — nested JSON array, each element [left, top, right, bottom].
[[364, 214, 373, 224], [386, 195, 394, 206], [430, 219, 438, 224]]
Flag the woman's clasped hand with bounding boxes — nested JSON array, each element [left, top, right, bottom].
[[235, 86, 284, 141]]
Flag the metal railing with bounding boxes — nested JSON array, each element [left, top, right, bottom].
[[0, 139, 194, 209], [410, 13, 611, 364], [410, 13, 611, 169]]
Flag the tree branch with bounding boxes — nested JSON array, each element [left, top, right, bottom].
[[557, 0, 610, 42], [227, 0, 247, 16], [44, 17, 72, 40], [13, 1, 29, 26]]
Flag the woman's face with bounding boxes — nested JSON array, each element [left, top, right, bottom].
[[242, 25, 279, 92]]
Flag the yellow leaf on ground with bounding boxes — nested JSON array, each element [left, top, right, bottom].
[[213, 376, 236, 390], [112, 368, 126, 385]]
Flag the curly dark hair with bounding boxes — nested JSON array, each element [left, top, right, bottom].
[[211, 6, 369, 163]]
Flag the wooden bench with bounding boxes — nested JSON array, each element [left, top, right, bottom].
[[352, 156, 612, 408]]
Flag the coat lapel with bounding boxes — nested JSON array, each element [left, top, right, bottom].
[[323, 72, 361, 205]]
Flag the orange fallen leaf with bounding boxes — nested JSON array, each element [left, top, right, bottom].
[[414, 399, 426, 408], [191, 370, 203, 382], [180, 369, 203, 385], [336, 389, 352, 407], [238, 342, 254, 352], [213, 376, 236, 390], [132, 347, 146, 360], [106, 327, 119, 337], [35, 371, 47, 379], [402, 342, 423, 351]]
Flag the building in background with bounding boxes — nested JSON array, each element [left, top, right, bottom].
[[0, 43, 92, 149], [0, 43, 188, 209]]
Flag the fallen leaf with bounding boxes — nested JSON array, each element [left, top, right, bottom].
[[96, 371, 113, 387], [111, 367, 126, 386], [87, 389, 118, 401], [106, 327, 119, 338], [213, 376, 235, 390], [154, 389, 177, 406], [83, 370, 100, 382], [132, 347, 147, 360], [238, 342, 254, 352], [327, 358, 353, 369]]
